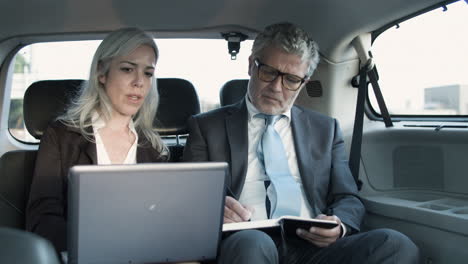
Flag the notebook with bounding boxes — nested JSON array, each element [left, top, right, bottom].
[[223, 215, 338, 236], [67, 162, 227, 264]]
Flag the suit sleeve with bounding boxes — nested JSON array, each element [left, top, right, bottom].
[[26, 125, 67, 252], [327, 119, 365, 234], [183, 116, 209, 161]]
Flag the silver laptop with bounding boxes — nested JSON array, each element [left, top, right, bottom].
[[67, 162, 227, 264]]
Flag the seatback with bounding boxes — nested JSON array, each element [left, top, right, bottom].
[[0, 80, 82, 229], [0, 78, 200, 229], [155, 78, 200, 135], [0, 151, 37, 229], [219, 79, 248, 106], [154, 78, 200, 161], [0, 227, 60, 264]]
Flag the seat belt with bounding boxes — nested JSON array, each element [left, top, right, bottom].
[[367, 61, 393, 127], [349, 54, 393, 190]]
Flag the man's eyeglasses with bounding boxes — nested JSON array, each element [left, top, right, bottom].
[[254, 59, 309, 91]]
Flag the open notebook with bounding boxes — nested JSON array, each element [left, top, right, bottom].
[[223, 215, 338, 236]]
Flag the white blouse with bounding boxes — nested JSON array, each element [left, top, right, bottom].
[[92, 113, 138, 165]]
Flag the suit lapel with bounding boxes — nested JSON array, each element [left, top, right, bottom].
[[84, 141, 97, 164], [136, 136, 162, 163], [137, 147, 151, 163], [225, 100, 249, 196], [291, 106, 319, 215], [67, 126, 98, 164]]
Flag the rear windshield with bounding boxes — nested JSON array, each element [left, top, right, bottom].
[[9, 39, 253, 143]]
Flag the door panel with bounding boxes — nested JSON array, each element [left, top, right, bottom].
[[360, 122, 468, 263]]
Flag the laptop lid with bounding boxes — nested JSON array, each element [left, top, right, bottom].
[[67, 162, 227, 264]]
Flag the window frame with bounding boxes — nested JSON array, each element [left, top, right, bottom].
[[366, 0, 468, 122]]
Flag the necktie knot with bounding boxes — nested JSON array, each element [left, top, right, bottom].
[[256, 114, 281, 126]]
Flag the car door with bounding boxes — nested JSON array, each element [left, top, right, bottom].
[[359, 1, 468, 263]]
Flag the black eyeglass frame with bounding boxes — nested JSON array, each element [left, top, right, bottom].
[[254, 58, 309, 91]]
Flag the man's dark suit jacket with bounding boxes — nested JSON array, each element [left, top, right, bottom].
[[26, 121, 166, 252], [183, 100, 365, 233]]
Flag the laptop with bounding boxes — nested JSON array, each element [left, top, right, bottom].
[[67, 162, 227, 264]]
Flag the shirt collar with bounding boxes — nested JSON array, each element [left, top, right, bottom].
[[244, 94, 292, 123]]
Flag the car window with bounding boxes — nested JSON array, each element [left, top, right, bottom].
[[369, 1, 468, 116], [8, 39, 253, 143]]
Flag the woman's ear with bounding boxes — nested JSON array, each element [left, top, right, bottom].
[[97, 61, 107, 85], [97, 61, 106, 86], [98, 74, 106, 86]]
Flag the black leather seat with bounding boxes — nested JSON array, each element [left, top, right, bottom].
[[0, 80, 83, 229], [23, 78, 201, 142], [0, 78, 200, 230], [0, 150, 37, 229], [155, 78, 200, 136], [154, 78, 200, 161], [219, 79, 248, 106], [23, 79, 84, 139], [0, 227, 60, 264]]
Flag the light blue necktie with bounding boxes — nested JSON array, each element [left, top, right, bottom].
[[257, 114, 302, 219]]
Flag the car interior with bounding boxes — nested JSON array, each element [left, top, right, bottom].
[[0, 0, 467, 263]]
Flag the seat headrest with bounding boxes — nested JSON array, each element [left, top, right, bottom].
[[219, 79, 248, 106], [23, 79, 84, 139], [23, 78, 200, 140], [154, 78, 200, 135]]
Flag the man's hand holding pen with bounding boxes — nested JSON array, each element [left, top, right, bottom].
[[224, 196, 255, 223]]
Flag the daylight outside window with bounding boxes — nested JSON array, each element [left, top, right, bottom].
[[370, 1, 468, 116], [9, 39, 253, 143]]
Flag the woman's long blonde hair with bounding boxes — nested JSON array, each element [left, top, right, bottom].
[[58, 27, 168, 157]]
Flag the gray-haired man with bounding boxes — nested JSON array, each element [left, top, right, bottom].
[[184, 22, 419, 264]]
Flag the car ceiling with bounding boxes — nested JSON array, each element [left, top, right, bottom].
[[0, 0, 447, 62]]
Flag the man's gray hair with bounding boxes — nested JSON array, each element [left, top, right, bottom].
[[252, 22, 320, 76]]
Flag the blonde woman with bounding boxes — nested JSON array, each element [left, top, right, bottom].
[[26, 28, 168, 252]]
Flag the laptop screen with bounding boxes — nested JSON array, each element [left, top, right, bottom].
[[67, 162, 227, 264]]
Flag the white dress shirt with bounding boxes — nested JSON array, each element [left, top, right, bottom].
[[92, 113, 138, 165], [238, 96, 314, 221]]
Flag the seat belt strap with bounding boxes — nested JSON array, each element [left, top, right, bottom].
[[368, 67, 393, 127], [349, 59, 393, 190], [349, 66, 367, 190]]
